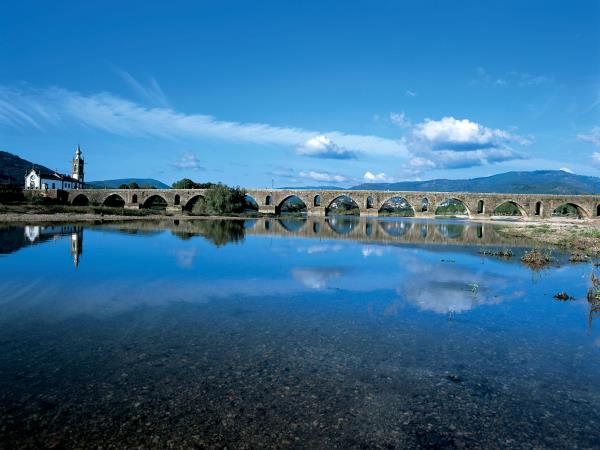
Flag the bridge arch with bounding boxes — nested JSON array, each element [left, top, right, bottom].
[[313, 195, 321, 207], [142, 194, 168, 210], [552, 202, 590, 219], [102, 193, 126, 207], [434, 197, 471, 217], [71, 193, 89, 206], [184, 194, 205, 212], [491, 200, 528, 218], [277, 195, 308, 215], [325, 195, 360, 216], [378, 196, 415, 217], [421, 197, 429, 212], [131, 194, 138, 204], [244, 194, 259, 211], [174, 194, 180, 206], [265, 195, 272, 206]]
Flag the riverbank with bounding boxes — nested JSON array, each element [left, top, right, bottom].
[[3, 206, 600, 255], [496, 221, 600, 255]]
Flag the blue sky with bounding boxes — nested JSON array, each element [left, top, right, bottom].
[[1, 0, 599, 187]]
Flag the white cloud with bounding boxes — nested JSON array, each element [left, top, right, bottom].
[[298, 170, 347, 183], [363, 171, 393, 182], [291, 268, 343, 289], [592, 152, 600, 166], [408, 148, 525, 170], [172, 153, 204, 171], [0, 85, 409, 158], [578, 127, 600, 148], [296, 135, 356, 159], [405, 90, 417, 97], [413, 116, 529, 151], [559, 167, 574, 174], [389, 111, 411, 128]]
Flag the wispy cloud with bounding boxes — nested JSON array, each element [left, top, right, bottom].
[[112, 67, 170, 107], [578, 126, 600, 147], [473, 67, 554, 88], [405, 90, 417, 97], [389, 111, 411, 128], [172, 153, 204, 171], [0, 85, 408, 158]]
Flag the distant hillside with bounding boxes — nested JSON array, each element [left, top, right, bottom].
[[0, 150, 52, 186], [88, 178, 170, 189], [352, 171, 600, 195]]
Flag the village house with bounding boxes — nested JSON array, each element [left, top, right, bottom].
[[24, 145, 85, 190]]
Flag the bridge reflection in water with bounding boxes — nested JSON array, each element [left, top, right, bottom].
[[98, 216, 537, 248]]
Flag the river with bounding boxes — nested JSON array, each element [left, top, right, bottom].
[[0, 217, 599, 448]]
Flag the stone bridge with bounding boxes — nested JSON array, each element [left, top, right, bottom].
[[42, 188, 600, 219]]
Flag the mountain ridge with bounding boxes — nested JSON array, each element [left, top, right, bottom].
[[350, 170, 600, 195]]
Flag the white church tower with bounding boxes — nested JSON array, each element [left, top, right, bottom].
[[72, 145, 84, 184]]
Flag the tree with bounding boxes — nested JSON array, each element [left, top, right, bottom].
[[172, 178, 197, 189], [191, 183, 247, 215], [172, 178, 218, 189], [128, 182, 140, 189], [118, 183, 129, 189]]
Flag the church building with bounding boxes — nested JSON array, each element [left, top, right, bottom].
[[25, 145, 85, 190]]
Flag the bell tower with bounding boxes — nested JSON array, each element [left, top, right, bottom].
[[72, 145, 84, 184]]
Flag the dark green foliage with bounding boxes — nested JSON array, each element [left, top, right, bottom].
[[553, 203, 581, 217], [143, 195, 168, 210], [118, 182, 141, 189], [0, 151, 53, 186], [187, 219, 246, 246], [191, 183, 248, 215], [493, 202, 521, 216], [0, 188, 25, 204], [172, 178, 217, 189]]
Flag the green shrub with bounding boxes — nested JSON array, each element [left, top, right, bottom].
[[191, 183, 247, 215]]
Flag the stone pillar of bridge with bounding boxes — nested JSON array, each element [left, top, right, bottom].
[[413, 211, 435, 219], [124, 203, 140, 210], [308, 206, 326, 216], [166, 205, 182, 214], [359, 208, 378, 217], [259, 205, 276, 215]]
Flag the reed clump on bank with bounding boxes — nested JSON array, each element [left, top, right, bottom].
[[521, 249, 553, 268]]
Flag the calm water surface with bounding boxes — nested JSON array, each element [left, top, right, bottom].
[[1, 217, 599, 449]]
